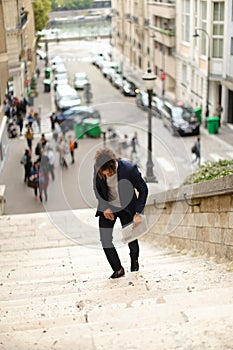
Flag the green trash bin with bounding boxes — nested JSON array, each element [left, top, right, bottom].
[[83, 118, 101, 137], [43, 79, 51, 93], [74, 122, 84, 139], [45, 68, 51, 79], [194, 107, 202, 124], [207, 116, 219, 134]]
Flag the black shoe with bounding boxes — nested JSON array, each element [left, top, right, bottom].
[[131, 260, 139, 272], [110, 267, 125, 279]]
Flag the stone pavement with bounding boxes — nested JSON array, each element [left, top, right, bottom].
[[0, 209, 233, 349]]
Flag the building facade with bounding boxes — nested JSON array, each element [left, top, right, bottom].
[[176, 0, 224, 122], [0, 2, 9, 110], [111, 0, 176, 99], [222, 0, 233, 124], [112, 0, 233, 125], [0, 0, 36, 120]]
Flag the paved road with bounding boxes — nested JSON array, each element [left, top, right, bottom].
[[1, 39, 233, 215]]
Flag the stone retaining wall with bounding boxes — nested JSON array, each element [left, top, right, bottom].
[[144, 174, 233, 261]]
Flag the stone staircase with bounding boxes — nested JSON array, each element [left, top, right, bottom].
[[0, 210, 233, 350]]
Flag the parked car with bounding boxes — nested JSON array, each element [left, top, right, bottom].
[[136, 90, 164, 116], [36, 49, 46, 60], [101, 61, 118, 77], [162, 100, 200, 136], [55, 84, 81, 110], [120, 80, 139, 97], [53, 74, 68, 91], [55, 106, 101, 132], [55, 84, 76, 104], [57, 94, 81, 111], [51, 57, 64, 73], [112, 73, 124, 89], [53, 63, 67, 75], [73, 72, 89, 90]]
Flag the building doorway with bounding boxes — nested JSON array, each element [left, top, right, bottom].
[[228, 90, 233, 124]]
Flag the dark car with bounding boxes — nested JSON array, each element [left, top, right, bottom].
[[55, 106, 101, 133], [162, 101, 200, 136], [120, 80, 139, 97]]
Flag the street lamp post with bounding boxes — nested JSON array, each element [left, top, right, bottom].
[[142, 69, 157, 183], [193, 28, 210, 124]]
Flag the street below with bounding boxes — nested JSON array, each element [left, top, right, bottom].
[[1, 39, 233, 215]]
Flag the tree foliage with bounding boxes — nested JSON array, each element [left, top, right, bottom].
[[33, 0, 51, 32], [51, 0, 93, 11]]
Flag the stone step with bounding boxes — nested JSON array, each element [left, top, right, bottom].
[[0, 210, 233, 349]]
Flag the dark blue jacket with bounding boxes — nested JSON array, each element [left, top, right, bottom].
[[93, 159, 148, 217]]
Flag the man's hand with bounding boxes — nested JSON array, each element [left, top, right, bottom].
[[103, 208, 115, 221], [133, 213, 142, 228]]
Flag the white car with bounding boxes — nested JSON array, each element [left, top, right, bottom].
[[73, 72, 88, 90], [53, 64, 67, 75], [57, 95, 81, 110], [55, 84, 81, 110], [36, 49, 46, 60], [53, 74, 69, 91]]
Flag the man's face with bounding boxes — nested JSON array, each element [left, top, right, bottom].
[[101, 168, 115, 177]]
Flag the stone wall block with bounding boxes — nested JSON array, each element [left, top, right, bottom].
[[200, 196, 219, 213], [226, 246, 233, 260], [214, 213, 229, 228], [222, 229, 233, 246], [219, 195, 232, 212], [196, 227, 210, 242], [228, 212, 233, 228], [209, 228, 223, 244]]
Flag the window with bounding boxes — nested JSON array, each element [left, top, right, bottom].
[[201, 1, 207, 55], [182, 0, 190, 42], [212, 2, 224, 58]]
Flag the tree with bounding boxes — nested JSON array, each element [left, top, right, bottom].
[[33, 0, 51, 32]]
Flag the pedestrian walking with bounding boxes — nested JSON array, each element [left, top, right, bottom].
[[20, 148, 32, 183], [24, 124, 33, 151], [68, 135, 77, 164], [130, 131, 138, 162], [215, 104, 223, 128], [58, 135, 68, 169], [26, 109, 34, 129], [120, 134, 130, 158], [39, 156, 50, 203], [36, 67, 41, 79], [43, 144, 55, 181], [34, 112, 41, 133], [93, 148, 148, 279], [29, 161, 40, 200], [191, 136, 201, 166]]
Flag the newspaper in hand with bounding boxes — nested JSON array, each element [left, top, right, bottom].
[[122, 214, 148, 244]]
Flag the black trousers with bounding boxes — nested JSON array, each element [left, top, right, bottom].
[[99, 210, 139, 272]]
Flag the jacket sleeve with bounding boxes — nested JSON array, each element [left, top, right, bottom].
[[130, 165, 148, 213]]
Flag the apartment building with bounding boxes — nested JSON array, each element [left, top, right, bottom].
[[222, 0, 233, 124], [1, 0, 36, 112], [176, 0, 225, 124], [0, 2, 9, 111], [111, 0, 176, 99], [112, 0, 233, 125]]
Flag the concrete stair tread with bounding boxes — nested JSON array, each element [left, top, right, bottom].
[[1, 210, 233, 349]]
